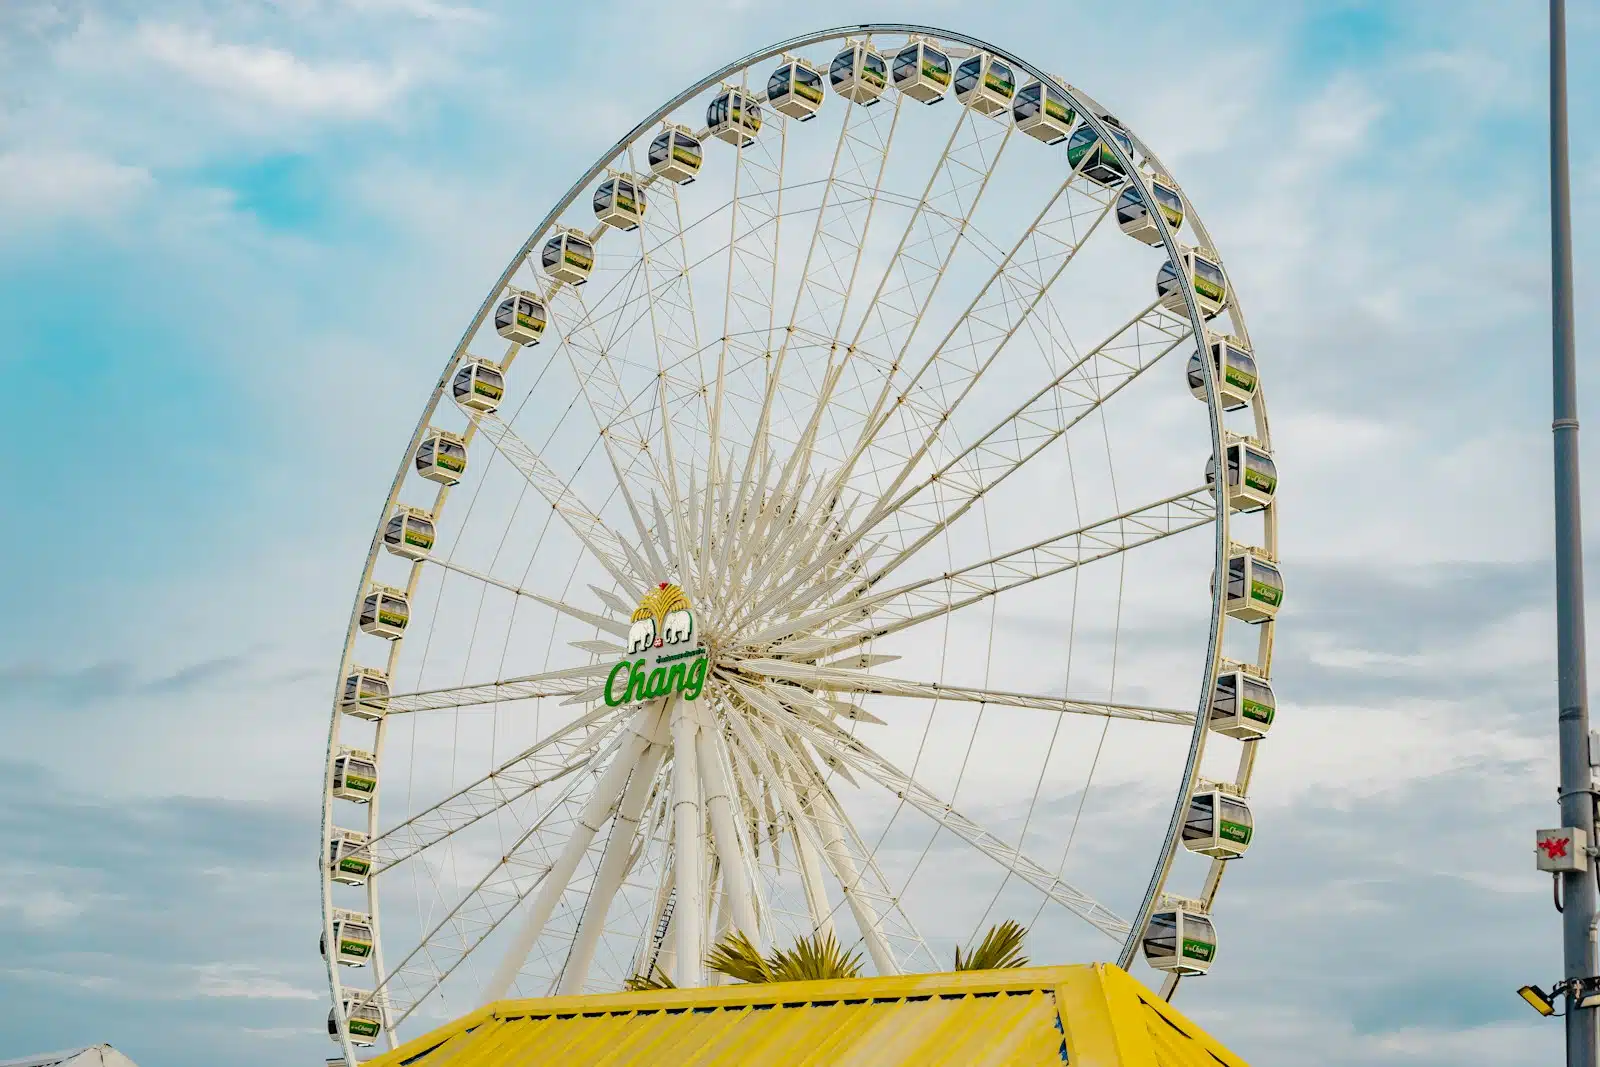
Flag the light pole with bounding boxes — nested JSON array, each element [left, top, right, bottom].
[[1549, 0, 1596, 1062]]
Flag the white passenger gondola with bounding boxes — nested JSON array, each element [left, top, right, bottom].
[[829, 41, 888, 105], [452, 357, 505, 414], [493, 293, 546, 345], [327, 828, 372, 886], [1158, 245, 1229, 318], [707, 87, 762, 146], [891, 39, 952, 104], [1012, 80, 1075, 143], [1143, 903, 1217, 975], [1066, 118, 1135, 186], [328, 994, 383, 1046], [768, 57, 825, 121], [1205, 440, 1278, 513], [648, 125, 703, 184], [1209, 666, 1276, 740], [1224, 546, 1282, 623], [1187, 333, 1257, 410], [339, 666, 389, 721], [541, 228, 594, 286], [1116, 175, 1185, 245], [1182, 789, 1254, 859], [954, 53, 1016, 116], [323, 908, 375, 966], [593, 174, 646, 231], [331, 746, 378, 803], [382, 505, 435, 562], [415, 428, 467, 485], [359, 584, 409, 640]]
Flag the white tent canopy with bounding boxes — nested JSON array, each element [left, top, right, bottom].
[[0, 1047, 139, 1067]]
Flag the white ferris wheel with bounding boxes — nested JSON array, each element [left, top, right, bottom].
[[318, 24, 1280, 1061]]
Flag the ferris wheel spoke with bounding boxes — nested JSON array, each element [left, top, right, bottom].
[[465, 410, 645, 598], [778, 732, 937, 973], [556, 733, 668, 993], [849, 301, 1195, 591], [543, 282, 674, 577], [733, 660, 1194, 727], [483, 702, 672, 1002], [749, 486, 1213, 655], [736, 94, 904, 524], [413, 555, 630, 639], [634, 175, 708, 582], [843, 109, 1013, 437], [372, 767, 598, 1026], [840, 169, 1122, 518], [380, 661, 614, 716], [714, 689, 838, 942], [706, 75, 787, 532], [773, 702, 1130, 942], [726, 677, 935, 971], [370, 705, 626, 871]]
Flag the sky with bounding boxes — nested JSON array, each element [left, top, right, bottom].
[[1, 0, 1598, 1064]]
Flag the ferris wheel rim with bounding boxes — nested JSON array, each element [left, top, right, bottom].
[[318, 23, 1275, 1059]]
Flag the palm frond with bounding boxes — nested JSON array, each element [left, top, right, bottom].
[[705, 930, 775, 984], [623, 964, 677, 991], [769, 931, 864, 982], [954, 920, 1030, 971]]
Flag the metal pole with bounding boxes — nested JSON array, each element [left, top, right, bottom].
[[1551, 1, 1596, 1060]]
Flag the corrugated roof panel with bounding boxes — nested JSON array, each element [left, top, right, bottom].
[[362, 964, 1248, 1067]]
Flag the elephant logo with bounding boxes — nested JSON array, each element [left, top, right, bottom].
[[629, 582, 693, 653]]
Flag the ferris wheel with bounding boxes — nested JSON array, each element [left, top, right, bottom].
[[318, 24, 1280, 1060]]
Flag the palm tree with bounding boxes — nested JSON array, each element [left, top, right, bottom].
[[953, 920, 1030, 971], [706, 929, 865, 983], [624, 920, 1027, 990]]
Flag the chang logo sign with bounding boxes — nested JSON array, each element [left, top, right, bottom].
[[604, 582, 708, 707]]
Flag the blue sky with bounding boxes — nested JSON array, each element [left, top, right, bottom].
[[1, 1, 1598, 1064]]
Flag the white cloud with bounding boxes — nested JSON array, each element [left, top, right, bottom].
[[0, 149, 150, 223], [192, 963, 320, 1001], [132, 23, 410, 118]]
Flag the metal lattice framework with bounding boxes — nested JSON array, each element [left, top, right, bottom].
[[318, 25, 1279, 1063]]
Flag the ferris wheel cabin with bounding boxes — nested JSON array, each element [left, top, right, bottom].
[[541, 228, 594, 285], [493, 293, 546, 345], [339, 666, 390, 721], [708, 88, 763, 146], [954, 53, 1017, 116], [648, 125, 703, 184], [415, 428, 467, 485], [593, 175, 646, 231], [1224, 547, 1283, 623], [359, 585, 409, 640], [1206, 440, 1278, 513], [1143, 905, 1217, 975], [768, 57, 826, 120], [829, 42, 888, 105], [1187, 334, 1257, 410], [1209, 667, 1276, 740], [331, 746, 378, 803], [1116, 176, 1185, 245], [324, 908, 375, 967], [1182, 789, 1254, 859], [892, 40, 952, 104], [1158, 245, 1229, 318], [329, 995, 384, 1046], [452, 358, 506, 414], [1012, 80, 1075, 143], [1066, 119, 1134, 187], [327, 827, 372, 886], [382, 505, 436, 562]]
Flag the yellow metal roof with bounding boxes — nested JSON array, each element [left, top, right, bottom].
[[363, 964, 1248, 1066]]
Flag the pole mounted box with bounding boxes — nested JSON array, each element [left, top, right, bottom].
[[1537, 827, 1589, 873]]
